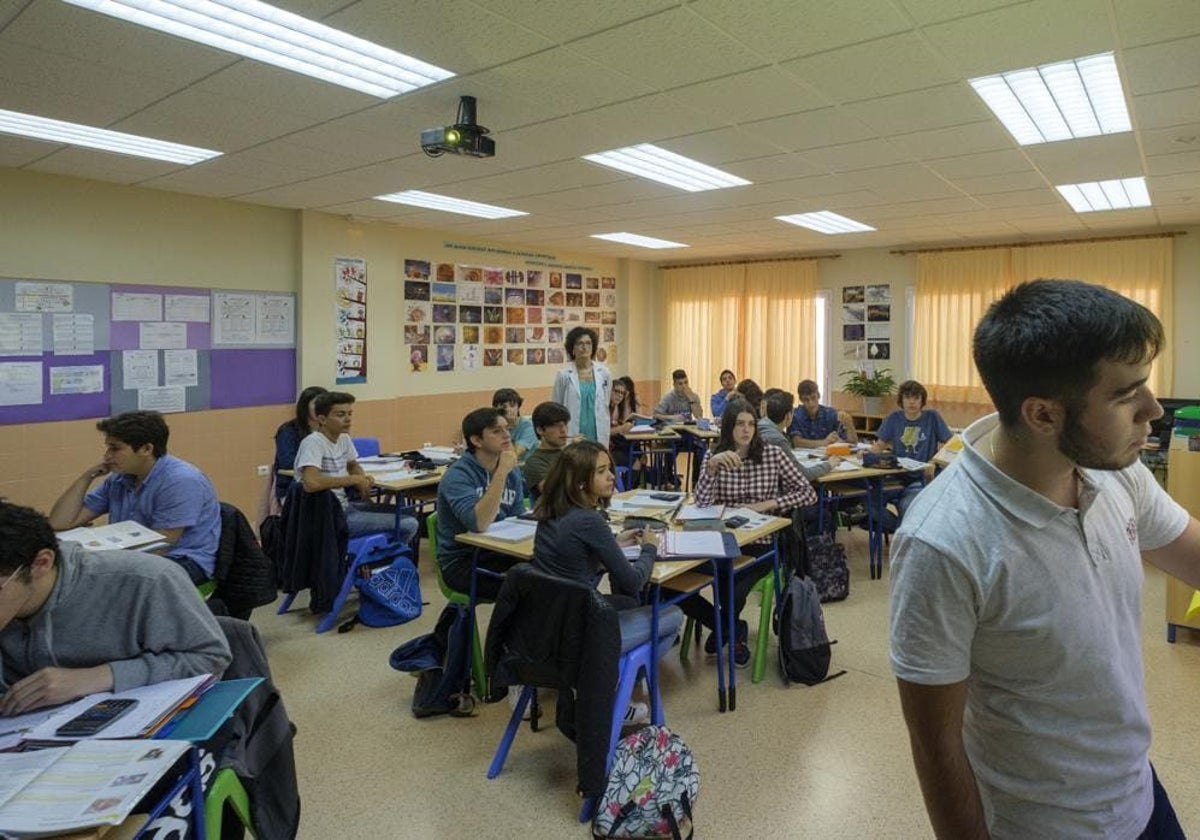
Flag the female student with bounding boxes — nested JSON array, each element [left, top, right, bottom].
[[273, 385, 327, 503], [609, 375, 640, 468], [551, 326, 612, 445], [682, 400, 817, 667]]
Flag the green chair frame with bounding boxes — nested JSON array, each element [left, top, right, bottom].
[[205, 767, 251, 840], [426, 512, 487, 696], [678, 567, 778, 684]]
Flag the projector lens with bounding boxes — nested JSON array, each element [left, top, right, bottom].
[[445, 129, 460, 144]]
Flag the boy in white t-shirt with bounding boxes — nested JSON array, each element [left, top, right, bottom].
[[294, 392, 418, 542]]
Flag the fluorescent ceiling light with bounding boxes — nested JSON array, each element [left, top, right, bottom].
[[969, 52, 1131, 145], [62, 0, 454, 98], [582, 144, 751, 192], [0, 107, 221, 164], [374, 190, 526, 219], [591, 232, 688, 249], [1055, 177, 1151, 212], [775, 211, 875, 235]]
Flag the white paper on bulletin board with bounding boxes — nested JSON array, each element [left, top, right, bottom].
[[122, 350, 159, 389], [112, 292, 163, 322], [139, 322, 187, 350], [164, 294, 210, 323], [138, 386, 186, 413], [0, 313, 44, 356], [50, 365, 104, 395], [0, 361, 43, 406], [52, 314, 94, 355], [212, 293, 256, 345], [163, 349, 198, 387], [256, 295, 294, 344], [15, 282, 73, 312]]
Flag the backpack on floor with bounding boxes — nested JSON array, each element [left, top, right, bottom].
[[805, 532, 850, 603], [593, 725, 698, 840], [388, 603, 476, 718], [774, 574, 846, 686], [355, 554, 423, 627]]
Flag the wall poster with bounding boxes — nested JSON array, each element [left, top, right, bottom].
[[336, 257, 367, 384]]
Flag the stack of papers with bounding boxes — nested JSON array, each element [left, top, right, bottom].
[[626, 491, 684, 508], [896, 457, 929, 471], [832, 460, 862, 472], [629, 423, 656, 434], [23, 675, 214, 744], [675, 504, 724, 521], [420, 446, 458, 465], [57, 521, 166, 552], [661, 531, 735, 558], [483, 518, 537, 542]]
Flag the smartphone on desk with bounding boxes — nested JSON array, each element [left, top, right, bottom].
[[723, 515, 750, 529], [55, 698, 138, 738]]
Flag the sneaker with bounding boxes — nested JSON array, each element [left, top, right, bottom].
[[733, 642, 751, 669], [623, 701, 649, 726], [703, 619, 748, 656]]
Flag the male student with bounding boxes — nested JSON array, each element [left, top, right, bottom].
[[49, 410, 220, 583], [653, 369, 703, 421], [891, 280, 1199, 839], [521, 402, 571, 495], [872, 380, 953, 526], [436, 407, 528, 601], [0, 499, 230, 715], [789, 379, 858, 447], [294, 391, 418, 542], [760, 389, 839, 482], [493, 387, 538, 463]]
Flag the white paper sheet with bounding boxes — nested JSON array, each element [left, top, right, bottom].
[[57, 520, 166, 551], [112, 292, 162, 322], [49, 365, 104, 395], [662, 531, 728, 558], [122, 350, 158, 389], [164, 294, 210, 322], [0, 313, 44, 355], [15, 281, 73, 313], [213, 293, 256, 344], [896, 457, 929, 471], [676, 504, 724, 521], [138, 386, 186, 413], [483, 517, 537, 542], [255, 295, 294, 343], [51, 313, 94, 355], [0, 362, 43, 406], [139, 321, 187, 350], [163, 349, 197, 387], [30, 675, 212, 742], [0, 708, 59, 752]]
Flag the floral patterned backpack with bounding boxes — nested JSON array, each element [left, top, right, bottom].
[[592, 725, 699, 840]]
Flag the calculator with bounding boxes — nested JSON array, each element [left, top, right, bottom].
[[54, 698, 139, 738]]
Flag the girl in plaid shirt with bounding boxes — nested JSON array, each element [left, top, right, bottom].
[[682, 401, 817, 667]]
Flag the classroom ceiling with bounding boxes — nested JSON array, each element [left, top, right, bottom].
[[3, 0, 1200, 260]]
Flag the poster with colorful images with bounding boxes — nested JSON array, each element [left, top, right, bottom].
[[335, 257, 367, 383]]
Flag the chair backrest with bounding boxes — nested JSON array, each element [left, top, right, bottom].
[[426, 512, 456, 601], [352, 436, 381, 457]]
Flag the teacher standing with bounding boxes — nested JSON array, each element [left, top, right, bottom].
[[552, 326, 612, 446]]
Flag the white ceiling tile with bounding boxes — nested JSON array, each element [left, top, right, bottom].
[[1022, 133, 1144, 184], [922, 0, 1115, 78], [842, 84, 993, 135], [666, 67, 831, 125], [471, 0, 677, 43], [113, 90, 320, 152], [28, 146, 182, 183], [688, 0, 913, 62], [1113, 0, 1200, 48], [1139, 124, 1200, 156], [190, 63, 375, 122], [568, 7, 761, 89], [656, 127, 784, 166], [886, 121, 1015, 159], [974, 188, 1059, 209], [926, 149, 1035, 179], [745, 107, 878, 152], [1148, 172, 1200, 193], [0, 135, 56, 168], [782, 32, 957, 104], [0, 77, 140, 130], [576, 95, 727, 150], [846, 163, 963, 201], [440, 161, 625, 201], [477, 48, 656, 116], [896, 0, 1033, 26], [1133, 87, 1200, 129], [1079, 208, 1160, 228], [1146, 151, 1200, 177], [1123, 35, 1200, 96], [801, 139, 913, 173], [725, 154, 826, 183], [950, 170, 1048, 195]]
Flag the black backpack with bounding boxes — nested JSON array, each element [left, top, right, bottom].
[[388, 604, 476, 718], [805, 532, 850, 603], [774, 574, 846, 686]]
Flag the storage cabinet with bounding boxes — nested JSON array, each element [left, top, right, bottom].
[[848, 412, 886, 439]]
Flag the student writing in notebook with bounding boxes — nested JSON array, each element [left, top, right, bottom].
[[680, 400, 817, 668], [0, 500, 229, 715]]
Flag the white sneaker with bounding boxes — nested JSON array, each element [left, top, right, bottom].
[[509, 686, 532, 721], [623, 701, 649, 726]]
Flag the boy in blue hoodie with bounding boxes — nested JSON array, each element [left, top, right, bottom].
[[435, 407, 528, 600]]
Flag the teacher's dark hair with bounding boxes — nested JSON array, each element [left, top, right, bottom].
[[564, 326, 599, 356]]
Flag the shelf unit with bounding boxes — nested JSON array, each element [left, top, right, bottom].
[[848, 412, 887, 439], [1165, 446, 1200, 642]]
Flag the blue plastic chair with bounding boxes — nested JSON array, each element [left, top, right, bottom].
[[352, 436, 381, 457]]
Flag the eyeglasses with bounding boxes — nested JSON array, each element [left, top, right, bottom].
[[0, 564, 27, 593]]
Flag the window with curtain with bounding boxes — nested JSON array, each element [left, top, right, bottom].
[[662, 260, 819, 410], [913, 237, 1174, 405]]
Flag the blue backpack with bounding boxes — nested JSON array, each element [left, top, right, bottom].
[[347, 554, 423, 629]]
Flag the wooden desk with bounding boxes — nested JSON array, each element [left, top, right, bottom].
[[1166, 448, 1200, 641], [622, 429, 683, 490], [816, 464, 914, 579]]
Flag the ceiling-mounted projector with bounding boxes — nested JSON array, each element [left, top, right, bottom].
[[421, 95, 495, 158]]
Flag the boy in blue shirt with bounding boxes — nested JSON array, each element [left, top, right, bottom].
[[436, 407, 528, 600], [874, 380, 952, 524], [789, 379, 858, 447], [493, 388, 538, 464], [48, 411, 220, 583]]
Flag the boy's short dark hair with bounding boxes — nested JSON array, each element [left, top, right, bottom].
[[797, 379, 820, 399], [313, 391, 355, 418], [96, 411, 169, 458], [765, 390, 795, 424], [735, 379, 763, 417], [492, 388, 523, 408], [896, 380, 928, 408], [0, 499, 58, 575], [531, 401, 570, 435], [462, 407, 505, 452], [671, 369, 688, 382], [974, 279, 1164, 426]]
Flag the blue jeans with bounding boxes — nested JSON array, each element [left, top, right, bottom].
[[346, 503, 418, 542], [617, 604, 684, 657], [1138, 764, 1183, 839]]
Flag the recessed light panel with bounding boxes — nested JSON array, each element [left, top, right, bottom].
[[775, 211, 875, 235], [969, 52, 1131, 146], [1055, 177, 1151, 212], [63, 0, 454, 98], [590, 232, 688, 249], [374, 190, 526, 219], [582, 144, 751, 192], [0, 107, 221, 164]]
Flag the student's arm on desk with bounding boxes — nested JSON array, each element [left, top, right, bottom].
[[299, 465, 372, 496], [1143, 517, 1200, 589], [896, 678, 989, 840], [0, 665, 113, 716], [48, 464, 109, 530]]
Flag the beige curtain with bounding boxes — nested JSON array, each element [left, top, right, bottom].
[[914, 237, 1174, 403], [662, 260, 819, 407]]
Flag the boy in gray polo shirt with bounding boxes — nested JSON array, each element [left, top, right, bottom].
[[890, 280, 1199, 839]]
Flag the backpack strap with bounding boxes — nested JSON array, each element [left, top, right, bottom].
[[662, 790, 694, 840]]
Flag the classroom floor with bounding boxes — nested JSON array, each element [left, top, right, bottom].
[[256, 528, 1200, 839]]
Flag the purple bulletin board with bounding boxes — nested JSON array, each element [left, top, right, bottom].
[[0, 353, 111, 424], [210, 349, 296, 408]]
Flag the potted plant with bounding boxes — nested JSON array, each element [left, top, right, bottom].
[[840, 368, 896, 415]]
